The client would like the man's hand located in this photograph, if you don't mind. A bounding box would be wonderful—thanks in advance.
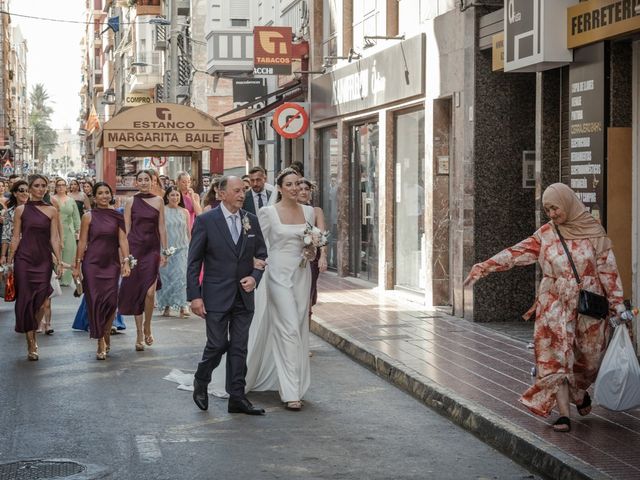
[191,298,206,318]
[253,258,267,270]
[240,276,256,292]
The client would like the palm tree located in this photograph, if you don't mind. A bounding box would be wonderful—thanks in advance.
[29,84,57,161]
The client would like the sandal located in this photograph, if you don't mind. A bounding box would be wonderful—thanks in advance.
[576,392,592,416]
[552,416,571,432]
[285,401,302,411]
[144,335,154,346]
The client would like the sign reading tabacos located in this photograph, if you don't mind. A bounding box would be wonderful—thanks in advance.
[102,103,224,151]
[253,26,292,75]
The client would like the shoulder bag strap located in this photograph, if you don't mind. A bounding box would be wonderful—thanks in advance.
[554,225,581,285]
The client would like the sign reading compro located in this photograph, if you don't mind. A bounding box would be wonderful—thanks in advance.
[568,0,640,49]
[102,103,224,151]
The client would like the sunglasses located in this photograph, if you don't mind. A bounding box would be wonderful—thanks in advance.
[16,188,28,193]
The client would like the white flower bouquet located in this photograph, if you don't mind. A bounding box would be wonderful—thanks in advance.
[162,246,177,257]
[299,222,329,268]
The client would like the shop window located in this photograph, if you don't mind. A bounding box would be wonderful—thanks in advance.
[320,126,339,270]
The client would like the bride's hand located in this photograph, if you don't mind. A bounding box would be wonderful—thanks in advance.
[253,258,267,270]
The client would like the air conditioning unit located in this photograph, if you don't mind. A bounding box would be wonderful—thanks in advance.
[176,0,189,16]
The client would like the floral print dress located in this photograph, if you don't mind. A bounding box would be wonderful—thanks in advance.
[477,222,625,417]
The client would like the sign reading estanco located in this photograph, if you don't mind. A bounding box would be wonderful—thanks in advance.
[567,0,640,49]
[253,26,292,75]
[103,103,224,151]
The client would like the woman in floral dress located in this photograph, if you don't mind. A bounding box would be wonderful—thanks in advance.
[465,183,625,432]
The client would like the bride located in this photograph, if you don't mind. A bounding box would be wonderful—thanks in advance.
[210,167,313,410]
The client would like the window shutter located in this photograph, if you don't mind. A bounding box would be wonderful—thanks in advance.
[230,0,250,19]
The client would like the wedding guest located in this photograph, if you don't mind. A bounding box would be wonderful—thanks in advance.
[73,182,131,360]
[242,175,251,193]
[254,168,313,410]
[118,170,169,351]
[0,180,29,267]
[243,166,272,215]
[200,175,211,196]
[157,186,190,317]
[9,174,63,361]
[296,178,328,321]
[68,178,92,217]
[53,178,81,286]
[82,179,94,207]
[202,178,221,212]
[465,183,626,433]
[177,171,202,228]
[147,169,166,198]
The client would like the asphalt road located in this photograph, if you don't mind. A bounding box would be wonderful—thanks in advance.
[0,289,537,480]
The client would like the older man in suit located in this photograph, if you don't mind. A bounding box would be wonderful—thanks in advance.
[187,176,268,415]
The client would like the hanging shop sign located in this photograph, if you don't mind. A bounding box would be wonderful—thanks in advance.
[310,34,425,121]
[492,32,505,71]
[102,103,224,151]
[567,0,640,49]
[504,0,574,72]
[123,93,153,107]
[233,78,268,108]
[253,26,292,75]
[568,43,606,223]
[272,103,309,139]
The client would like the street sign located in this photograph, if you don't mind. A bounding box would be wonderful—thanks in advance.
[272,103,309,139]
[253,26,292,75]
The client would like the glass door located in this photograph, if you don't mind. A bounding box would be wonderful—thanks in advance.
[320,126,339,270]
[350,122,379,282]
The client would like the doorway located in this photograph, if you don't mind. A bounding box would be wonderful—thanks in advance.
[350,121,379,282]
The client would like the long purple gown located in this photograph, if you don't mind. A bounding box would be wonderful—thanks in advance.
[118,194,161,315]
[82,208,125,338]
[14,201,53,333]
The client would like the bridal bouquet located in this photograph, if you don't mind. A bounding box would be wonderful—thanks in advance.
[299,222,329,268]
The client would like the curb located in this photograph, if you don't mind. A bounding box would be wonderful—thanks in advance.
[311,316,610,480]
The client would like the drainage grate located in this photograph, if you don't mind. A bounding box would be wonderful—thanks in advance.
[0,460,85,480]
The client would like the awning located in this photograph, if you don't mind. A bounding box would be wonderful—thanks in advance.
[101,103,225,151]
[218,79,305,127]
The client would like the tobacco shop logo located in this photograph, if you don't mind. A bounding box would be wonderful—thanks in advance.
[258,30,288,55]
[507,0,522,24]
[156,107,172,121]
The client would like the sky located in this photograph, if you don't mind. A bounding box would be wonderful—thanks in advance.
[11,0,86,132]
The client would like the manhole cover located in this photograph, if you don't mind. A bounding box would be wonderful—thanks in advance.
[0,460,85,479]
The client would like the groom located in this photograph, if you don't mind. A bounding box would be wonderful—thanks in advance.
[187,176,268,415]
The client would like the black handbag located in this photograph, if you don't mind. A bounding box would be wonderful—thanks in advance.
[555,226,609,319]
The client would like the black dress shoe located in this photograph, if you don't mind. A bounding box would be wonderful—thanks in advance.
[193,378,209,411]
[228,397,265,415]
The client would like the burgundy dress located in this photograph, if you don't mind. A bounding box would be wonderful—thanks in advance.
[14,201,53,333]
[118,194,161,316]
[82,209,125,338]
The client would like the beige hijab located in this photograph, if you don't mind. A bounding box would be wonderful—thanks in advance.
[542,183,611,254]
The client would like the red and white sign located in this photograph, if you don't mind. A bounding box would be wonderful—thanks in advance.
[272,103,309,139]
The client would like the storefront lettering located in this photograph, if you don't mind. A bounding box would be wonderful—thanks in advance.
[332,70,369,105]
[570,0,639,35]
[185,133,221,143]
[132,121,196,129]
[107,131,180,143]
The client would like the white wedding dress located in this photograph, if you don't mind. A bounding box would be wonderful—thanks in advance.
[209,203,313,402]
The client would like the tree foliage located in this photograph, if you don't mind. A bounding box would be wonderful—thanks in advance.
[29,84,58,161]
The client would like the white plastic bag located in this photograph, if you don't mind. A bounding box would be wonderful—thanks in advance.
[49,271,62,298]
[593,325,640,411]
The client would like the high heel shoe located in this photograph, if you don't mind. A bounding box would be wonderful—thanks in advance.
[104,332,111,353]
[135,341,145,351]
[144,335,154,346]
[26,331,39,361]
[179,307,190,318]
[96,339,107,360]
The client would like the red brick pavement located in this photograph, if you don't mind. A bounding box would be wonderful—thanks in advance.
[313,275,640,480]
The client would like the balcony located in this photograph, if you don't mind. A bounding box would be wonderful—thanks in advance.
[135,0,162,17]
[128,64,162,93]
[206,29,254,76]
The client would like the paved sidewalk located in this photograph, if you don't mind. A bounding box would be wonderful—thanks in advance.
[311,274,640,480]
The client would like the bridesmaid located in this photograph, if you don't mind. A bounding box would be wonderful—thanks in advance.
[157,186,190,317]
[68,178,91,217]
[53,178,81,286]
[118,170,169,351]
[73,182,131,360]
[9,174,63,360]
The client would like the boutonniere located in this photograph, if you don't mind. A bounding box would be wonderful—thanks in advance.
[242,215,251,234]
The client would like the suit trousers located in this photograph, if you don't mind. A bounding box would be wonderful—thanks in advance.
[195,291,253,398]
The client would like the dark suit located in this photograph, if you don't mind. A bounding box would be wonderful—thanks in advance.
[187,206,267,398]
[242,189,271,215]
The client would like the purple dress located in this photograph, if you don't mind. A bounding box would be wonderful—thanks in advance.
[118,194,161,315]
[14,201,53,333]
[82,209,125,338]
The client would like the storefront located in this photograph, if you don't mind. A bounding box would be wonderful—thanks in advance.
[310,34,427,294]
[99,103,225,194]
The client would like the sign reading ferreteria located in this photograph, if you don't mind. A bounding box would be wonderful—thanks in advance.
[567,0,640,49]
[253,26,292,75]
[102,103,224,151]
[568,43,606,223]
[310,34,425,121]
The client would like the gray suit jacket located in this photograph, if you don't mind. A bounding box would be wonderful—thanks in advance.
[186,206,267,313]
[242,189,272,215]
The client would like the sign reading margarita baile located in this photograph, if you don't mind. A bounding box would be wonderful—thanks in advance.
[253,26,292,75]
[102,103,224,151]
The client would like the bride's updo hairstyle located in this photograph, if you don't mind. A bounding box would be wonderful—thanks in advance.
[276,167,300,202]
